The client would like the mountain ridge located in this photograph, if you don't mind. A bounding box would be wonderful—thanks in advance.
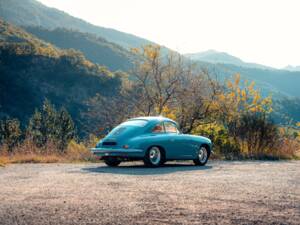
[283,65,300,72]
[0,0,156,49]
[185,50,274,70]
[24,26,135,71]
[1,0,300,124]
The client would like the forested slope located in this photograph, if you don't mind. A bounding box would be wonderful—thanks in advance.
[0,20,122,134]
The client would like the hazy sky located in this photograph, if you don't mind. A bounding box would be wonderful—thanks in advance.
[38,0,300,68]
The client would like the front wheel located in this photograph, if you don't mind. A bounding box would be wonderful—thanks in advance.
[193,146,209,166]
[104,157,121,167]
[144,146,164,167]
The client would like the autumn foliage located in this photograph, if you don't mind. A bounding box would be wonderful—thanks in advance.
[1,45,299,163]
[87,45,299,160]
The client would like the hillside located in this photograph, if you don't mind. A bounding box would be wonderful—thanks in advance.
[186,52,300,98]
[284,65,300,72]
[25,26,134,71]
[2,0,298,99]
[1,0,299,125]
[0,20,122,135]
[185,50,273,70]
[0,0,154,49]
[220,64,300,98]
[194,61,300,123]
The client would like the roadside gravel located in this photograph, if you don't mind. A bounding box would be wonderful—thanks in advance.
[0,161,299,225]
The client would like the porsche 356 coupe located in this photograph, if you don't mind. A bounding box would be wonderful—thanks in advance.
[91,117,212,167]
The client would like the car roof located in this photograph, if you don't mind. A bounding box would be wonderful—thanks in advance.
[128,116,176,124]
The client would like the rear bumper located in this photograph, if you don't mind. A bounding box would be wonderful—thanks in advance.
[91,148,145,158]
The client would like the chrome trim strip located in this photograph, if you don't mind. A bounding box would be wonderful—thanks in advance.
[91,148,143,153]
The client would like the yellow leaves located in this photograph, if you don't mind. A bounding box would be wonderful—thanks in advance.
[143,45,160,60]
[218,94,226,102]
[193,122,230,147]
[229,92,235,99]
[227,80,233,89]
[241,90,247,101]
[81,59,94,68]
[248,81,255,91]
[296,122,300,127]
[249,106,257,112]
[131,47,140,54]
[252,92,260,105]
[217,74,272,119]
[234,73,241,86]
[260,99,273,114]
[160,106,176,120]
[209,99,220,112]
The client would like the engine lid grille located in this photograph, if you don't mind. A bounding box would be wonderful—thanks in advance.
[102,141,117,146]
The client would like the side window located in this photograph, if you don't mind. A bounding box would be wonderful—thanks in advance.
[152,123,165,133]
[164,122,179,133]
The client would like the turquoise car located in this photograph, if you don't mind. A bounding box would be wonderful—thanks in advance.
[91,117,212,167]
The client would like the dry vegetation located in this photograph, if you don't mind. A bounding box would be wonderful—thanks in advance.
[1,45,300,164]
[0,138,97,165]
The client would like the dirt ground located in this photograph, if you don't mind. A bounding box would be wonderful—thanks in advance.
[0,161,299,225]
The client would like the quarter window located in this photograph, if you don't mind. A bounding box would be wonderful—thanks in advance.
[152,123,164,133]
[164,122,179,133]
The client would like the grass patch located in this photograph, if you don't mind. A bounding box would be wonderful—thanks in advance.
[7,153,62,163]
[0,139,97,165]
[0,152,97,164]
[0,156,9,166]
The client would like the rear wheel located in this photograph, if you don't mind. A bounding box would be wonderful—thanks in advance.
[144,146,164,167]
[193,146,209,166]
[104,157,121,167]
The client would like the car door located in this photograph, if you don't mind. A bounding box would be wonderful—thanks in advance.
[147,122,168,148]
[163,121,193,159]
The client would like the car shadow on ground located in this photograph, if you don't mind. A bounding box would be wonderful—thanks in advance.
[81,163,213,175]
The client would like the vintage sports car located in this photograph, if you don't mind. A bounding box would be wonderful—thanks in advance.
[91,117,212,167]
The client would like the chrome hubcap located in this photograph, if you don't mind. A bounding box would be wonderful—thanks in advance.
[198,147,208,163]
[149,147,161,165]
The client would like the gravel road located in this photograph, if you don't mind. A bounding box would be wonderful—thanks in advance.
[0,161,299,225]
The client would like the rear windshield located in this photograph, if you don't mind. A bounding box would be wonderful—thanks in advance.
[120,119,148,127]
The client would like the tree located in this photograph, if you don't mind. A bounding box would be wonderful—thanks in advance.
[86,45,219,134]
[215,74,272,123]
[85,93,132,134]
[0,117,22,151]
[42,99,58,142]
[27,109,44,147]
[56,107,76,151]
[130,46,221,133]
[231,112,279,156]
[27,99,57,147]
[204,74,277,157]
[130,45,182,115]
[27,99,76,150]
[174,68,221,133]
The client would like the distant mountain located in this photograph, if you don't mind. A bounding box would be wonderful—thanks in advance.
[195,60,300,98]
[24,26,135,71]
[283,65,300,72]
[185,50,300,98]
[0,20,121,135]
[185,50,273,70]
[193,60,300,123]
[1,0,299,124]
[0,0,155,49]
